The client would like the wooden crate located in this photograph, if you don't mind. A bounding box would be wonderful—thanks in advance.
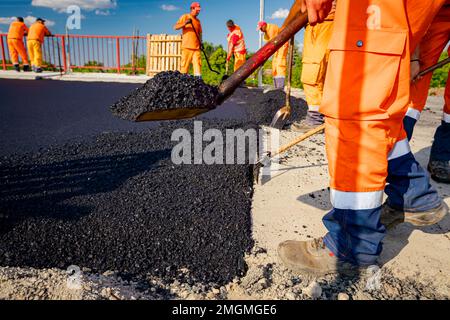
[146,34,182,76]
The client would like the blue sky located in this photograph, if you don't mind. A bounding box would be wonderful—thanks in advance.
[0,0,304,51]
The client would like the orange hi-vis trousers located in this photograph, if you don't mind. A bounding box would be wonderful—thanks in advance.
[27,39,43,68]
[301,19,334,112]
[407,4,450,122]
[180,48,202,76]
[319,0,445,266]
[7,38,29,65]
[233,52,246,72]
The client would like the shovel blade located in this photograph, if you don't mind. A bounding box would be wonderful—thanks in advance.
[270,106,291,129]
[135,107,212,122]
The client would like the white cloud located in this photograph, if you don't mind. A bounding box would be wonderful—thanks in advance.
[0,17,14,25]
[31,0,117,13]
[269,8,289,19]
[0,16,55,27]
[161,4,180,11]
[95,9,110,15]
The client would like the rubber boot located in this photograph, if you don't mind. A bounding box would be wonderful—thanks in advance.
[273,77,285,89]
[291,110,324,132]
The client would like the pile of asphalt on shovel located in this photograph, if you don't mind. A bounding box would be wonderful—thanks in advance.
[111,71,219,121]
[0,71,306,287]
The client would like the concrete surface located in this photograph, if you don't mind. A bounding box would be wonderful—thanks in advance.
[250,93,450,297]
[0,70,150,83]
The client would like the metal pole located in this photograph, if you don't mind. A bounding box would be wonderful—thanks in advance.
[116,37,121,74]
[257,0,264,87]
[0,35,6,71]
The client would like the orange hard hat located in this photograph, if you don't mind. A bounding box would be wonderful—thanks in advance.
[191,2,201,9]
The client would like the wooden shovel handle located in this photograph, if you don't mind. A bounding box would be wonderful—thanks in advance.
[272,124,325,158]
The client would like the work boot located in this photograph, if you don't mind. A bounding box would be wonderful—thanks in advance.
[278,237,361,276]
[35,67,43,73]
[380,201,448,229]
[428,160,450,184]
[13,64,20,72]
[291,110,324,133]
[273,77,285,89]
[23,65,31,72]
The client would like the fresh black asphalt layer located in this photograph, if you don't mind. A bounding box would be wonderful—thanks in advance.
[111,72,219,121]
[0,80,307,284]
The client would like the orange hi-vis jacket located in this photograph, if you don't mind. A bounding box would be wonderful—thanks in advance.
[177,14,202,50]
[27,22,51,43]
[227,26,246,54]
[7,21,28,39]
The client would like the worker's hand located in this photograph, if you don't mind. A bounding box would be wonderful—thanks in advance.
[300,0,333,25]
[410,60,421,82]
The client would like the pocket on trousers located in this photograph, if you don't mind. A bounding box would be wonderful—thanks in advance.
[301,62,321,86]
[321,29,407,120]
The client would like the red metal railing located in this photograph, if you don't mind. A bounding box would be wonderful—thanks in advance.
[0,34,147,74]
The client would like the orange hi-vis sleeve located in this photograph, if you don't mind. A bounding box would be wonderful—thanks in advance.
[177,14,202,50]
[7,21,28,39]
[28,23,50,43]
[409,4,450,115]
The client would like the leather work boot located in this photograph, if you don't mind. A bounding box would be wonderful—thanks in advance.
[291,111,324,133]
[380,201,448,229]
[428,160,450,184]
[278,237,361,276]
[23,65,31,72]
[13,64,20,72]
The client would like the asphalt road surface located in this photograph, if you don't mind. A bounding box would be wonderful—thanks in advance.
[0,79,247,156]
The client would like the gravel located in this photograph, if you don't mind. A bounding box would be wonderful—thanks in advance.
[111,71,219,121]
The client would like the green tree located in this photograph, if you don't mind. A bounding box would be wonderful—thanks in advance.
[430,51,449,88]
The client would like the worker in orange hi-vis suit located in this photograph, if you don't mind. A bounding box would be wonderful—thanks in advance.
[27,18,52,73]
[277,0,448,275]
[226,20,247,72]
[291,1,336,132]
[7,17,30,72]
[174,2,203,77]
[403,3,450,183]
[257,21,289,89]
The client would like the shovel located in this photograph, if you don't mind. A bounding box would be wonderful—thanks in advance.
[135,11,309,122]
[253,123,325,182]
[413,56,450,82]
[222,60,230,81]
[189,21,220,75]
[270,37,295,129]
